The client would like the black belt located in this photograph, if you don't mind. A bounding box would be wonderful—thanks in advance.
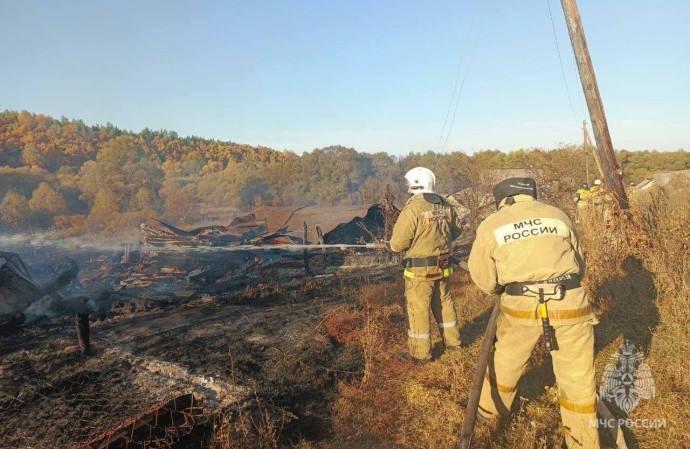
[505,273,582,296]
[404,256,446,268]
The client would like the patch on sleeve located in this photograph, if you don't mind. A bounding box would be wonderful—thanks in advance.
[493,217,570,247]
[423,208,451,224]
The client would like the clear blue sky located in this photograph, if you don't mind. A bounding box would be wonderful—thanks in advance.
[2,0,688,156]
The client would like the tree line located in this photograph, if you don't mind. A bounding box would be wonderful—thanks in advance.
[1,110,688,235]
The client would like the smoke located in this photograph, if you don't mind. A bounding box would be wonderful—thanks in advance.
[0,292,31,315]
[9,292,110,324]
[1,236,118,321]
[21,295,64,322]
[21,295,99,323]
[1,234,375,323]
[0,233,137,253]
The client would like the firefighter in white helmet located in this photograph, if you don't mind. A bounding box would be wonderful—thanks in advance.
[468,178,599,448]
[386,167,463,364]
[589,178,605,206]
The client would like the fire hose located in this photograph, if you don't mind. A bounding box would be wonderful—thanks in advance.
[456,283,565,448]
[456,298,500,449]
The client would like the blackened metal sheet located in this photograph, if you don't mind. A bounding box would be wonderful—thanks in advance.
[252,204,377,244]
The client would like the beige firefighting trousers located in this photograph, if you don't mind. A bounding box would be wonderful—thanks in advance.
[404,277,461,360]
[478,314,599,449]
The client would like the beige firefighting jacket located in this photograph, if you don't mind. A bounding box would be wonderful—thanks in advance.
[468,194,595,326]
[390,193,463,280]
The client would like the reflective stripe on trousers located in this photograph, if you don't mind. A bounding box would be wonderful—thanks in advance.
[403,267,453,280]
[408,331,430,339]
[559,396,598,414]
[404,277,461,359]
[478,314,599,449]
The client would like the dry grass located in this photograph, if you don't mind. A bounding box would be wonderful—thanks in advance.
[328,275,568,449]
[323,306,365,346]
[210,390,290,449]
[609,186,690,449]
[324,184,690,449]
[211,184,690,449]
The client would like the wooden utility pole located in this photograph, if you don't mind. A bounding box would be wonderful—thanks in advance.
[561,0,628,208]
[582,120,604,184]
[582,121,590,184]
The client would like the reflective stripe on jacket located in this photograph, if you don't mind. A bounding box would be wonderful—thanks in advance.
[467,194,595,326]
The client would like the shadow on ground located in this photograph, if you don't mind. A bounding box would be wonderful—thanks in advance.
[456,255,659,448]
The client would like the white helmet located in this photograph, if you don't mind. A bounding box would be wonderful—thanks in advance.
[404,167,436,194]
[594,179,602,186]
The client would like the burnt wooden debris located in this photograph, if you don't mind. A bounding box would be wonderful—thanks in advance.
[0,251,103,353]
[1,251,78,322]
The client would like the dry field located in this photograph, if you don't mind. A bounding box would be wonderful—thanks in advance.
[310,185,690,449]
[1,184,688,449]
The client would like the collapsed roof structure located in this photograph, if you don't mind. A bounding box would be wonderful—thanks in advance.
[0,208,395,448]
[252,204,386,244]
[140,204,388,247]
[632,169,690,192]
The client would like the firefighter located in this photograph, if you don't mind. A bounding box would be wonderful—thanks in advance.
[467,178,599,449]
[573,182,591,223]
[385,167,463,364]
[590,178,602,196]
[589,179,605,206]
[574,182,591,207]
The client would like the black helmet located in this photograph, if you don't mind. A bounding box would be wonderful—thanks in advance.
[493,178,537,209]
[582,182,589,190]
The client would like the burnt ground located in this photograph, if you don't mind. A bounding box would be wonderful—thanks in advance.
[0,255,397,449]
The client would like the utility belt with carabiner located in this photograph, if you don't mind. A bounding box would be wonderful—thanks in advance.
[504,273,582,352]
[402,254,453,280]
[504,273,582,296]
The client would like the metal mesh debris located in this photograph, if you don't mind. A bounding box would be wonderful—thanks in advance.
[0,348,225,449]
[77,393,204,449]
[0,203,400,448]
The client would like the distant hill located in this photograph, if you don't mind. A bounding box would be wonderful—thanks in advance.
[0,110,282,172]
[1,110,688,234]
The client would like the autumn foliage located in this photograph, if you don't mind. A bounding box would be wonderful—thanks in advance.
[1,110,689,234]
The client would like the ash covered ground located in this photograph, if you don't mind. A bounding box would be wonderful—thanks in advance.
[0,240,399,448]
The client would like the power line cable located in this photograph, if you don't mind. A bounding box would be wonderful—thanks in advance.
[546,0,580,123]
[435,0,481,155]
[435,52,467,155]
[430,0,485,171]
[440,10,484,154]
[546,0,592,183]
